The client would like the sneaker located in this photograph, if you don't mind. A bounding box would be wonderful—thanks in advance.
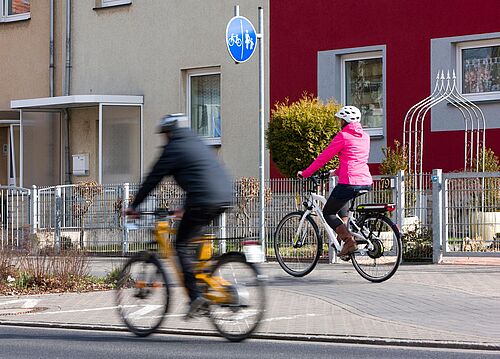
[185,296,210,320]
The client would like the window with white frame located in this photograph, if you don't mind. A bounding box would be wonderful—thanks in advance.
[95,0,131,9]
[187,69,221,144]
[0,0,30,22]
[458,39,500,101]
[341,52,384,133]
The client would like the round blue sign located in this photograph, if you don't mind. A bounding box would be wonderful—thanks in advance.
[226,16,257,63]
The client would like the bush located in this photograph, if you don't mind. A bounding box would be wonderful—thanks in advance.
[473,147,500,172]
[266,93,342,177]
[379,140,407,175]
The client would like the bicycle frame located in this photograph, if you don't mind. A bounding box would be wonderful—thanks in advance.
[298,189,375,255]
[146,216,234,304]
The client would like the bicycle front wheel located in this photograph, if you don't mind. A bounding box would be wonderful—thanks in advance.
[209,254,266,342]
[115,252,169,337]
[351,214,402,283]
[274,211,322,277]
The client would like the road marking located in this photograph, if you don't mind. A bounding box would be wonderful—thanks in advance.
[128,305,163,318]
[261,313,321,322]
[0,299,39,308]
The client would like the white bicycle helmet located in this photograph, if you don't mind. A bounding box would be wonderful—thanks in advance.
[335,105,361,123]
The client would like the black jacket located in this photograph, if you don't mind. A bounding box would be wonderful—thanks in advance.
[131,127,233,209]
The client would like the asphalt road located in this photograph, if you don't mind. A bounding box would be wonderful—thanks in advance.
[0,325,498,359]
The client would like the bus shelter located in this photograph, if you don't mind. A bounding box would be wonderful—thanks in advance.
[10,95,143,187]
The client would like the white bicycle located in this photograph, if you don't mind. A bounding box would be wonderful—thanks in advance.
[274,172,402,282]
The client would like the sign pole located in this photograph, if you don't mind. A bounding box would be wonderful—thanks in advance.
[227,5,265,261]
[257,7,265,261]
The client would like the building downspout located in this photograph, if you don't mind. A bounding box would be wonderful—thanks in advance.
[64,0,71,96]
[49,0,54,97]
[64,0,72,184]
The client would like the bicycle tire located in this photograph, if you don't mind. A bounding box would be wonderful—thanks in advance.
[274,211,322,277]
[351,214,402,283]
[115,252,169,337]
[209,253,266,342]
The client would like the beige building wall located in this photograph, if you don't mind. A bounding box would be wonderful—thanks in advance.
[0,1,65,186]
[69,107,98,183]
[69,0,270,181]
[0,0,65,109]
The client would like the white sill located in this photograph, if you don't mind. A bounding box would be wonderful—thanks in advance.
[455,91,500,103]
[364,127,384,139]
[94,0,132,9]
[0,13,30,22]
[202,137,222,146]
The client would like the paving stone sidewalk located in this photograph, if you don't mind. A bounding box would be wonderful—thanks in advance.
[1,261,499,349]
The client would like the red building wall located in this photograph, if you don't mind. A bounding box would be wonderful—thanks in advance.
[270,0,500,177]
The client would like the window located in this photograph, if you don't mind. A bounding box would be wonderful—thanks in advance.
[95,0,131,9]
[0,0,30,22]
[187,69,221,145]
[341,52,383,134]
[458,39,500,101]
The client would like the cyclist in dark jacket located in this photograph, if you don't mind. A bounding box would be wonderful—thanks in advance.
[126,113,233,317]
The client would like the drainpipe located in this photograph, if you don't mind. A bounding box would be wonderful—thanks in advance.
[49,0,54,97]
[64,0,72,96]
[64,0,72,184]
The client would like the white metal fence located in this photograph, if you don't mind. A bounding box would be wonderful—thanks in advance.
[2,171,498,262]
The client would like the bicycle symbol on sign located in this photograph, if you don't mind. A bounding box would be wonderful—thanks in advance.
[228,33,242,47]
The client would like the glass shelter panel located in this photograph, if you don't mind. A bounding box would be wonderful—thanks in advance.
[102,105,141,184]
[22,112,61,187]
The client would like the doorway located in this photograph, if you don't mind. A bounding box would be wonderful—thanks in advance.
[0,125,18,186]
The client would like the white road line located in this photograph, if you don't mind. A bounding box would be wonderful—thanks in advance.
[127,305,163,318]
[260,313,321,322]
[0,299,39,309]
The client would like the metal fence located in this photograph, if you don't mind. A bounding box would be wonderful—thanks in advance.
[0,186,30,249]
[2,171,499,262]
[442,171,500,256]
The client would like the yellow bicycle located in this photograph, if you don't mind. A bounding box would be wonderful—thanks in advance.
[115,209,266,342]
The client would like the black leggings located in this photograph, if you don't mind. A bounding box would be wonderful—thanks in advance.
[175,206,225,302]
[323,184,372,230]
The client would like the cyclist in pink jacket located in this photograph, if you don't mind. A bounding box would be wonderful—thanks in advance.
[298,105,372,258]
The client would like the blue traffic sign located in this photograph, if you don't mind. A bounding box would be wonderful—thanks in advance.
[226,15,257,63]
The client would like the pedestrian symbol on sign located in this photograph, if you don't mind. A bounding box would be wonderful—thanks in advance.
[226,16,257,63]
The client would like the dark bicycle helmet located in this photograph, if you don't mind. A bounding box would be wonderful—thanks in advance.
[157,113,188,133]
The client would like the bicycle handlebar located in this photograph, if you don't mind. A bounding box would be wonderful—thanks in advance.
[135,208,176,217]
[305,170,332,187]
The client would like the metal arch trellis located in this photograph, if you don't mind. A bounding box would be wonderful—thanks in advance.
[403,70,487,193]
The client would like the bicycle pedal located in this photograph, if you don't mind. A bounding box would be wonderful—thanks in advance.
[339,254,351,262]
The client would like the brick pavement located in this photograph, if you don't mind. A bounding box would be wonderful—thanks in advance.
[0,261,499,349]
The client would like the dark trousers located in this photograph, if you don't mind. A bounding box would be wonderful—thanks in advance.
[323,184,372,230]
[175,206,225,302]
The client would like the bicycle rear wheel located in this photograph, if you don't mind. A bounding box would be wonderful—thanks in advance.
[274,211,322,277]
[209,253,265,342]
[351,214,402,283]
[115,252,169,337]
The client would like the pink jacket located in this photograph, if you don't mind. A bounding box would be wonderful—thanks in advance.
[302,122,373,185]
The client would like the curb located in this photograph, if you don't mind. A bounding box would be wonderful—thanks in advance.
[1,320,499,351]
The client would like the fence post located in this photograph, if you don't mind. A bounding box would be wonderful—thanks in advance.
[30,185,38,234]
[122,183,129,256]
[395,170,405,228]
[54,186,62,253]
[328,175,337,264]
[432,169,443,263]
[219,212,227,254]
